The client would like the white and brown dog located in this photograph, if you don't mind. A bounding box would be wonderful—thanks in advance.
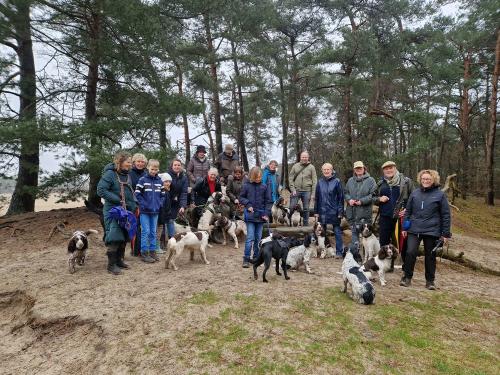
[341,245,375,305]
[360,223,380,262]
[272,197,289,225]
[215,216,247,249]
[362,244,397,286]
[165,231,212,271]
[67,229,98,274]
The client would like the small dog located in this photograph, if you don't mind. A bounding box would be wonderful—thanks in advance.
[165,231,212,271]
[215,216,247,249]
[289,204,303,227]
[362,244,397,286]
[67,229,98,274]
[286,234,314,273]
[251,234,301,282]
[272,197,289,225]
[361,223,380,262]
[341,245,375,305]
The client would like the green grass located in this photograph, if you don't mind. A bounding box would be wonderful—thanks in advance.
[188,290,219,305]
[451,197,500,240]
[175,288,499,374]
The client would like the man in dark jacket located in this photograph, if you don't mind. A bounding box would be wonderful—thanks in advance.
[214,144,240,184]
[314,163,344,257]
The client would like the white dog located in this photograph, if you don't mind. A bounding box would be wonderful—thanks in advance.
[165,231,212,271]
[215,216,247,249]
[361,223,380,262]
[362,244,397,286]
[286,234,316,273]
[341,246,375,305]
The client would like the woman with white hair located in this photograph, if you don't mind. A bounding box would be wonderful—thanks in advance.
[314,163,344,257]
[401,170,451,290]
[192,167,222,225]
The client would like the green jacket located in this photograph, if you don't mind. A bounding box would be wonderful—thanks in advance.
[97,163,137,244]
[344,173,377,225]
[288,162,317,193]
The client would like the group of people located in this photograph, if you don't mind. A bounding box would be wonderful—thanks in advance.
[97,145,451,290]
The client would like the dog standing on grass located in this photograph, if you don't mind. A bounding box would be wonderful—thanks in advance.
[341,245,376,305]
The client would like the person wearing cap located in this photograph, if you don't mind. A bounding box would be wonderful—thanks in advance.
[214,144,240,184]
[344,161,377,245]
[158,173,173,250]
[375,160,414,270]
[289,151,317,226]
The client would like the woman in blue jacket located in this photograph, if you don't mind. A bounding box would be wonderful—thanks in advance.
[239,167,272,268]
[401,170,451,290]
[314,163,344,257]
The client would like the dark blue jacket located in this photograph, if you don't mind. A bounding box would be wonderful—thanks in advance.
[239,181,272,222]
[262,166,280,203]
[314,173,344,225]
[159,190,173,224]
[377,175,413,218]
[168,169,188,217]
[404,186,451,238]
[135,173,165,214]
[193,176,222,206]
[129,167,147,190]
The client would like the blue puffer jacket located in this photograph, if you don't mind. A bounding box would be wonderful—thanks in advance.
[129,166,147,190]
[314,173,344,225]
[404,185,451,238]
[239,181,272,222]
[262,166,280,203]
[135,173,165,214]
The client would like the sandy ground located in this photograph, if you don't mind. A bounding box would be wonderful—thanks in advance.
[0,207,499,374]
[0,193,84,216]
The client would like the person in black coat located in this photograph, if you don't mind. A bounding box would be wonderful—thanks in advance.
[401,170,451,290]
[158,173,173,250]
[192,167,222,227]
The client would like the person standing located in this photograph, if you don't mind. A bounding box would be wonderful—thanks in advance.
[344,161,377,245]
[97,151,137,275]
[262,160,281,203]
[192,168,222,226]
[314,163,344,257]
[239,167,272,268]
[129,153,148,256]
[163,159,188,237]
[158,173,173,250]
[375,161,414,270]
[187,145,211,204]
[135,159,165,263]
[289,151,317,226]
[226,166,246,217]
[214,143,240,184]
[400,170,451,289]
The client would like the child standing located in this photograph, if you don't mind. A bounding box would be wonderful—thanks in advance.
[135,159,164,263]
[158,173,173,250]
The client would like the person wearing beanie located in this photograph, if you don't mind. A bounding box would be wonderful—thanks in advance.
[158,173,174,250]
[214,143,240,184]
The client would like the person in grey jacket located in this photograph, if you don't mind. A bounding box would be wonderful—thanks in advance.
[344,161,377,245]
[401,170,451,290]
[187,145,211,186]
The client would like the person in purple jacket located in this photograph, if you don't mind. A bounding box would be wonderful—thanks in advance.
[239,167,273,268]
[135,159,165,263]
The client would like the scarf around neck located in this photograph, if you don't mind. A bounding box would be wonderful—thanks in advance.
[385,170,401,187]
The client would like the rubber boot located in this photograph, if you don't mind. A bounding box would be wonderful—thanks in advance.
[106,248,122,275]
[116,245,130,269]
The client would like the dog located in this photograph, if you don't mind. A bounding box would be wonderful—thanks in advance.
[362,244,397,286]
[165,231,212,271]
[251,234,301,282]
[361,223,380,262]
[215,216,247,249]
[67,229,98,274]
[341,245,375,305]
[309,221,332,258]
[271,197,289,225]
[289,204,303,227]
[286,234,315,273]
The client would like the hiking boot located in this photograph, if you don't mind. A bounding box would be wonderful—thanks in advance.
[426,281,436,290]
[242,260,250,268]
[399,276,411,287]
[150,252,160,262]
[141,254,155,263]
[106,251,122,275]
[116,247,130,269]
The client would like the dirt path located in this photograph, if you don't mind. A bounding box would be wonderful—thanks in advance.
[0,207,499,374]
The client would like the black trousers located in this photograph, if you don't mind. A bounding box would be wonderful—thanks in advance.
[404,233,439,282]
[379,215,408,266]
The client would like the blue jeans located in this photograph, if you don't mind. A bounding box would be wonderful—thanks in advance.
[289,191,311,225]
[322,222,343,256]
[160,219,175,245]
[244,221,264,261]
[140,214,158,253]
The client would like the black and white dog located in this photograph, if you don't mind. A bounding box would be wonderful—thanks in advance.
[289,204,303,227]
[362,244,397,286]
[251,234,302,282]
[361,223,380,262]
[67,229,98,274]
[214,216,247,249]
[286,234,314,273]
[341,245,376,305]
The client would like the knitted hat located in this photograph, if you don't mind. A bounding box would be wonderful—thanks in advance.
[224,144,234,152]
[159,173,172,182]
[196,145,207,154]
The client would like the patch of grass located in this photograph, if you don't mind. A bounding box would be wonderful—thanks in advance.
[188,290,219,305]
[452,197,500,240]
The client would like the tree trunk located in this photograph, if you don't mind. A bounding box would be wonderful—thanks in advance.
[342,64,353,164]
[279,76,289,190]
[85,3,102,208]
[201,89,216,163]
[459,52,472,200]
[7,0,39,216]
[486,28,499,205]
[438,94,451,174]
[203,13,222,155]
[176,63,190,166]
[289,38,300,162]
[231,41,249,171]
